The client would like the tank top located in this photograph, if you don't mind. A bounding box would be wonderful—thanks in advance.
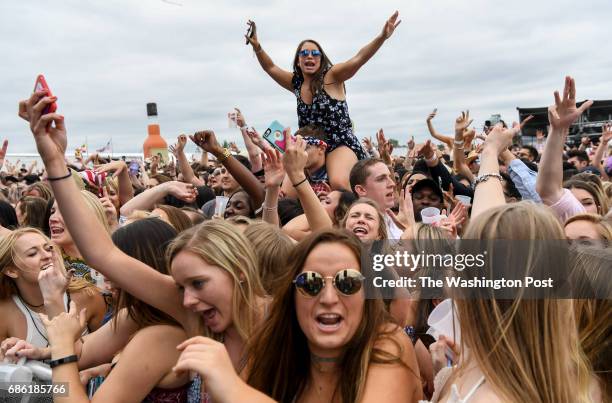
[12,293,88,348]
[420,367,486,403]
[12,293,69,348]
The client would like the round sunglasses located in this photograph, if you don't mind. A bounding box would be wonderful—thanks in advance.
[298,49,321,58]
[293,269,365,297]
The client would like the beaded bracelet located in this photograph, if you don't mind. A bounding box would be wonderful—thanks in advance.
[473,173,502,189]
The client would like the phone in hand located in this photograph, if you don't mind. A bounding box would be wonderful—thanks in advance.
[128,161,140,175]
[33,74,57,115]
[263,121,287,153]
[245,23,254,45]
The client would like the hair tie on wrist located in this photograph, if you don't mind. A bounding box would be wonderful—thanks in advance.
[292,177,308,188]
[47,171,72,182]
[49,354,78,368]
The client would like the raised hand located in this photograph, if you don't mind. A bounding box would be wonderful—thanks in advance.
[601,122,612,143]
[262,148,285,188]
[38,251,73,303]
[245,127,271,152]
[245,20,260,50]
[426,108,437,122]
[535,129,545,141]
[381,11,401,39]
[454,110,473,134]
[416,140,435,160]
[282,130,309,183]
[482,123,519,155]
[164,181,197,203]
[234,108,247,128]
[99,187,119,227]
[407,136,415,150]
[548,76,593,132]
[0,139,8,170]
[387,188,415,233]
[376,129,392,164]
[190,130,223,155]
[362,136,374,151]
[94,160,126,176]
[229,142,240,154]
[21,91,67,164]
[40,301,87,347]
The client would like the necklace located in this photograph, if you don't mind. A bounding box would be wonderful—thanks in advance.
[17,292,44,308]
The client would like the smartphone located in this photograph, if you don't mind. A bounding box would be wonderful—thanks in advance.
[263,121,287,153]
[129,161,140,175]
[245,24,254,45]
[33,74,57,115]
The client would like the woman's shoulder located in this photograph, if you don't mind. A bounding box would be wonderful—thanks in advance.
[130,324,187,343]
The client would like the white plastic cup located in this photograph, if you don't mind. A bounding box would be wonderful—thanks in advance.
[426,298,461,343]
[215,196,229,217]
[456,195,471,206]
[227,112,238,128]
[421,207,441,224]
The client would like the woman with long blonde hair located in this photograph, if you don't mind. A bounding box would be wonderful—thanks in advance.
[0,228,106,355]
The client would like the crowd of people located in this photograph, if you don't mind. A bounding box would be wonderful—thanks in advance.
[1,11,611,403]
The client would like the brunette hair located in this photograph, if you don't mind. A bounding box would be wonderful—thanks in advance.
[292,39,335,96]
[17,196,47,230]
[154,204,193,233]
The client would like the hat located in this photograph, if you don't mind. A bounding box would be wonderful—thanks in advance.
[411,178,444,201]
[466,150,479,164]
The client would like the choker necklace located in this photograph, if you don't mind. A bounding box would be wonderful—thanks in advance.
[311,353,340,363]
[17,292,44,308]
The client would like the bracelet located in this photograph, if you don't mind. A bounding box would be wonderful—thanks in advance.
[49,354,78,368]
[292,177,308,188]
[262,204,277,210]
[453,139,464,146]
[47,171,72,182]
[216,148,232,163]
[473,173,503,189]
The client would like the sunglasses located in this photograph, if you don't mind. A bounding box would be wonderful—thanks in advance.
[293,269,365,297]
[298,49,321,58]
[212,168,227,176]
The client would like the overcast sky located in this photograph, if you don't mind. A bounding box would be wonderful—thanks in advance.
[1,0,611,155]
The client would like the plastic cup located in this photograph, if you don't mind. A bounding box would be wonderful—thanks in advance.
[421,207,441,224]
[426,298,461,343]
[456,195,471,206]
[215,196,229,217]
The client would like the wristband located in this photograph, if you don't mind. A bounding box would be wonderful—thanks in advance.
[49,354,78,368]
[473,173,502,189]
[453,139,464,146]
[292,177,308,188]
[217,148,232,163]
[47,171,72,182]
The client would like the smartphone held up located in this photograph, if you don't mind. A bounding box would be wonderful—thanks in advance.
[33,74,57,115]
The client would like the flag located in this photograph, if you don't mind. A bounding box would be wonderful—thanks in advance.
[96,140,111,153]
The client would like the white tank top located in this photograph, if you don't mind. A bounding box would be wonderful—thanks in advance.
[12,294,70,348]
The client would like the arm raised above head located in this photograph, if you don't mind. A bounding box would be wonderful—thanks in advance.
[327,11,401,84]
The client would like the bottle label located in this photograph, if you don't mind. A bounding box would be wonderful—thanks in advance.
[150,148,169,164]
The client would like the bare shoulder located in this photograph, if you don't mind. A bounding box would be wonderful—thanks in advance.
[374,323,413,357]
[129,324,187,345]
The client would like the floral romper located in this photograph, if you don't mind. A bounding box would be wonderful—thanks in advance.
[292,73,368,160]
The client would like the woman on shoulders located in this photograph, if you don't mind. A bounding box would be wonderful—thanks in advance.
[246,12,401,190]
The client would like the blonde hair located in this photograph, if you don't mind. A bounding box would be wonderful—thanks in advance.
[80,190,111,234]
[341,198,388,240]
[565,213,612,240]
[167,220,265,341]
[452,202,593,403]
[0,228,95,300]
[243,221,294,295]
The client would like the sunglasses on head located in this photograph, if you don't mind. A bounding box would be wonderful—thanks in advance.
[298,49,321,58]
[293,269,365,297]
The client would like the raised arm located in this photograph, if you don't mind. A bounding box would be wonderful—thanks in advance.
[592,122,611,181]
[245,20,293,92]
[191,130,266,208]
[471,124,519,219]
[174,134,205,187]
[328,11,401,83]
[426,109,454,150]
[22,91,190,327]
[235,108,263,172]
[453,111,475,182]
[94,160,134,206]
[283,132,333,231]
[536,77,593,205]
[119,180,197,217]
[261,148,284,226]
[0,139,7,172]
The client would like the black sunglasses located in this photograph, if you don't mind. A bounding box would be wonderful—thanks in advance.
[293,269,365,297]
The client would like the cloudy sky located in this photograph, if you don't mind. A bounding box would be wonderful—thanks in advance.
[1,0,611,155]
